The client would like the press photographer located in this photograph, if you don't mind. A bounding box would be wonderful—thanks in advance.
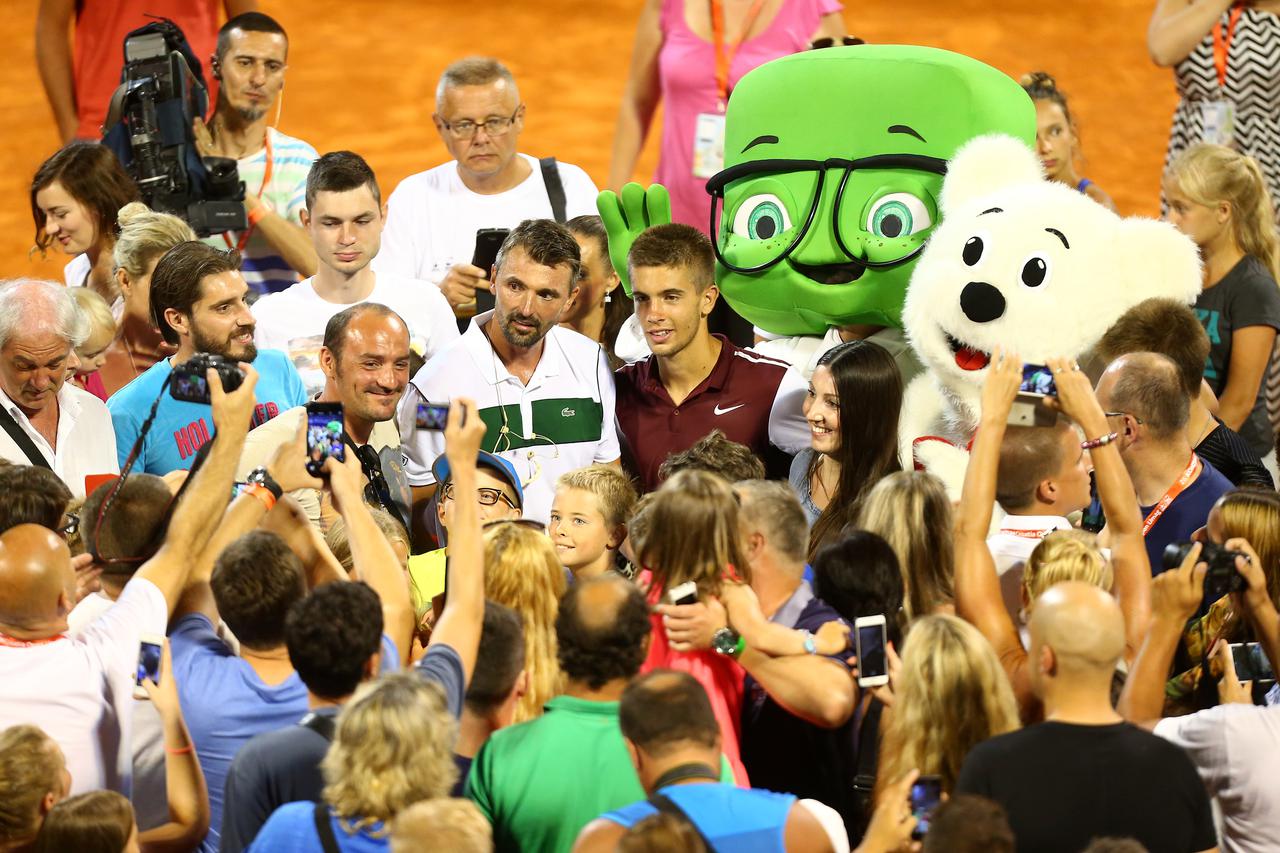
[106,241,306,475]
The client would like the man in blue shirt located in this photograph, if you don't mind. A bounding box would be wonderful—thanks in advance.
[1094,352,1232,573]
[107,241,306,474]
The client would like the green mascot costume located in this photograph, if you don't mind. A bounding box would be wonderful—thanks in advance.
[599,44,1035,373]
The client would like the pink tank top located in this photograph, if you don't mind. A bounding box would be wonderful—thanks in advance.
[654,0,842,232]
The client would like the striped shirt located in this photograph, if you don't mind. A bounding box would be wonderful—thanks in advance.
[204,127,318,296]
[397,312,620,524]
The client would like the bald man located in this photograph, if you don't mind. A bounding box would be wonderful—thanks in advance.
[1095,352,1232,574]
[956,582,1216,853]
[0,365,261,795]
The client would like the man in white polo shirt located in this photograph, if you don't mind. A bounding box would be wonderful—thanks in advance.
[399,219,619,526]
[0,280,116,497]
[375,57,599,318]
[251,151,458,396]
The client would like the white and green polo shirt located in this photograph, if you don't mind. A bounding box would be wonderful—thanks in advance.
[398,312,620,524]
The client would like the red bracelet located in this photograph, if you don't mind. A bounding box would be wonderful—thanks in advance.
[246,204,267,226]
[1081,431,1119,450]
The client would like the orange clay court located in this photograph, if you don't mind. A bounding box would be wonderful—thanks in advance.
[2,0,1175,282]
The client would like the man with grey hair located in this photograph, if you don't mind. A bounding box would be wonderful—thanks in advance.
[375,56,599,318]
[1094,351,1231,574]
[0,279,117,496]
[653,479,858,833]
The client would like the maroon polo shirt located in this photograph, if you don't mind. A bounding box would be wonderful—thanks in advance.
[615,335,802,491]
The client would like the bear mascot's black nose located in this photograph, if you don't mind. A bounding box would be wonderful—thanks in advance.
[960,281,1006,324]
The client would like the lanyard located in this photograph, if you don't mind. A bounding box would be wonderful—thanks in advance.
[223,131,274,252]
[1213,6,1244,89]
[1141,454,1202,537]
[1003,528,1056,541]
[710,0,767,108]
[0,631,66,648]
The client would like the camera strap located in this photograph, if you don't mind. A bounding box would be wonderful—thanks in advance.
[539,157,567,223]
[0,403,53,470]
[646,791,716,850]
[1141,454,1201,537]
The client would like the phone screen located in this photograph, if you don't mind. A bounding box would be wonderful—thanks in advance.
[136,640,162,687]
[306,405,345,475]
[910,776,943,838]
[415,401,450,431]
[1233,642,1276,682]
[1019,363,1057,397]
[857,622,887,679]
[1081,471,1106,533]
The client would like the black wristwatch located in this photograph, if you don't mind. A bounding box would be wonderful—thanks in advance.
[712,627,743,657]
[246,467,283,500]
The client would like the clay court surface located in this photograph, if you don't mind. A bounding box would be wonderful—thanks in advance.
[3,0,1174,281]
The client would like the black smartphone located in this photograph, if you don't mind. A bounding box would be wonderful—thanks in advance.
[134,634,163,699]
[855,615,888,688]
[415,401,450,431]
[1081,471,1106,534]
[1019,363,1058,397]
[471,227,508,317]
[305,402,345,477]
[1231,642,1276,683]
[910,775,943,840]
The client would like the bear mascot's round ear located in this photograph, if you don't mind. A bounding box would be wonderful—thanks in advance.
[940,134,1045,216]
[1108,217,1204,306]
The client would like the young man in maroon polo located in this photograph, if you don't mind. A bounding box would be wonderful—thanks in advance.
[614,224,808,492]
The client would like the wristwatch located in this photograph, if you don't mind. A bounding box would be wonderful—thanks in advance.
[246,467,283,500]
[712,627,744,658]
[801,629,818,655]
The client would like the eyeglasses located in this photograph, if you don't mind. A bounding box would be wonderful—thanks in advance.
[809,36,864,50]
[442,482,520,510]
[1104,411,1145,425]
[482,518,547,533]
[439,106,522,140]
[707,154,948,276]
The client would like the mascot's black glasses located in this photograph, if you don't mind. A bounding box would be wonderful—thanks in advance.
[706,153,948,275]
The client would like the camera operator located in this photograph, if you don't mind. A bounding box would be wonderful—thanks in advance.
[1119,539,1280,852]
[192,12,318,296]
[0,280,117,497]
[107,241,306,475]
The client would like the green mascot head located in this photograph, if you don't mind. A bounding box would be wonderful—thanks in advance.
[709,45,1034,336]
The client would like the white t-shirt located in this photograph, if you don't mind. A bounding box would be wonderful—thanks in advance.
[0,578,167,794]
[251,272,460,396]
[374,153,599,285]
[397,312,620,524]
[1155,704,1280,853]
[0,381,118,497]
[986,515,1073,624]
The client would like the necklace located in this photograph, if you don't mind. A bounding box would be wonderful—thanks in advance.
[813,455,835,504]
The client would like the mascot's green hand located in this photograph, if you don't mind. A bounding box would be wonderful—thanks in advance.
[597,182,671,297]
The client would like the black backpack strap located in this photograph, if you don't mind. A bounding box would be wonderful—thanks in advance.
[647,792,717,851]
[313,802,341,853]
[300,712,337,742]
[539,157,568,223]
[0,405,52,470]
[851,698,884,831]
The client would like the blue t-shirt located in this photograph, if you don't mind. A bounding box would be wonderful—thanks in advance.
[1143,457,1233,575]
[604,784,796,852]
[171,612,400,853]
[106,349,305,474]
[245,802,388,852]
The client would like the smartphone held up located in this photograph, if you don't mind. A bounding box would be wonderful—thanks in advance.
[305,402,345,477]
[855,615,888,688]
[134,634,164,700]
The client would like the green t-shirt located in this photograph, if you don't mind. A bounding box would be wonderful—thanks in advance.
[466,695,733,853]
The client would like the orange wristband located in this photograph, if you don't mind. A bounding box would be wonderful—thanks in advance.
[246,204,267,226]
[241,483,277,512]
[165,744,193,755]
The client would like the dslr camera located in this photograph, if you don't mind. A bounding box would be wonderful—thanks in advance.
[101,19,246,236]
[1162,540,1247,601]
[171,353,244,404]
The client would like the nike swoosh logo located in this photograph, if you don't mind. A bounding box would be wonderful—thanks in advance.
[713,403,745,416]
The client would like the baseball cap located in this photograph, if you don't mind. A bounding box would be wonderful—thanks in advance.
[431,451,523,510]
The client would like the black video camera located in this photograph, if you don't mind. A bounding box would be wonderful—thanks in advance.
[171,353,244,404]
[1162,540,1247,602]
[101,19,246,237]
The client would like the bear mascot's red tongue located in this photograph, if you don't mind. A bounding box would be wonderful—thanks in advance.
[954,345,991,371]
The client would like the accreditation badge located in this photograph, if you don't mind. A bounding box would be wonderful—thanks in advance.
[692,112,727,179]
[1201,100,1236,146]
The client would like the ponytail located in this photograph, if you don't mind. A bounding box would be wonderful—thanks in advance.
[1236,156,1280,281]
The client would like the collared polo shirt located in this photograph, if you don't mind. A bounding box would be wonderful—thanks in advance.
[0,381,118,496]
[397,312,619,524]
[614,335,809,492]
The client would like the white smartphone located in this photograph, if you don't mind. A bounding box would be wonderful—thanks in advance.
[855,615,889,688]
[134,633,164,700]
[667,581,699,606]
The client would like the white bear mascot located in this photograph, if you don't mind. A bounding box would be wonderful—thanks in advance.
[900,134,1203,496]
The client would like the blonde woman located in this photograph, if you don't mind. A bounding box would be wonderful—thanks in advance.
[483,522,568,722]
[1165,144,1280,462]
[955,350,1152,721]
[858,471,955,621]
[101,202,196,394]
[877,615,1020,797]
[246,673,457,851]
